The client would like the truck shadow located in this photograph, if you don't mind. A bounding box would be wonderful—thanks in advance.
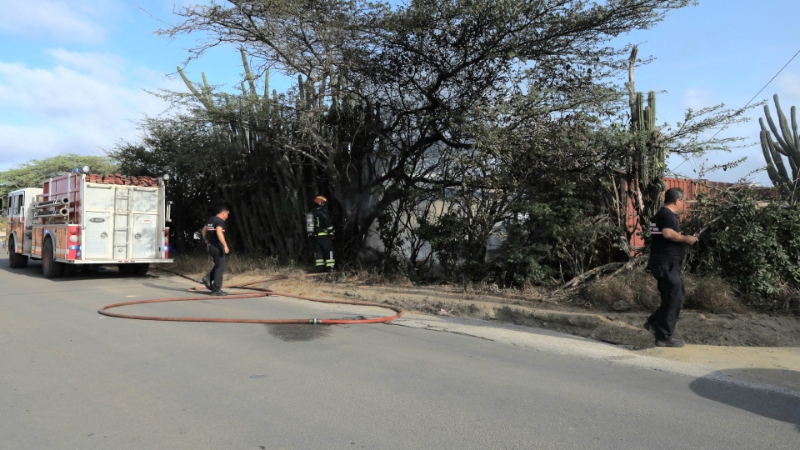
[0,257,151,282]
[141,282,194,293]
[689,369,800,432]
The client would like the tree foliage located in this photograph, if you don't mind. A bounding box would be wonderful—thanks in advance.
[112,0,761,283]
[0,154,117,201]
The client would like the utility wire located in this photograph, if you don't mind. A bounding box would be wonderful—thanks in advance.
[673,47,800,173]
[710,47,800,140]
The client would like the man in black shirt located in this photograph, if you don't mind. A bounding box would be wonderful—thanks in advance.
[202,205,230,296]
[644,188,698,348]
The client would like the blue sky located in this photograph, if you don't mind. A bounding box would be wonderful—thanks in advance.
[1,0,799,186]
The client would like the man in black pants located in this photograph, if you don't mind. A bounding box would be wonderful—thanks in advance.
[644,187,697,347]
[202,205,230,296]
[309,196,335,272]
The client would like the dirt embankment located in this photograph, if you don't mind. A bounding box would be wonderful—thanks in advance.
[247,274,800,351]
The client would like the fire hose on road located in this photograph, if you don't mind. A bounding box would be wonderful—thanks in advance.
[98,273,403,325]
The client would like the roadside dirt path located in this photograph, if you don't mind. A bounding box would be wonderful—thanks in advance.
[639,346,800,392]
[251,274,800,345]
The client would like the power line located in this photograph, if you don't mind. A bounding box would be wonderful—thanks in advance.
[710,47,800,141]
[673,47,800,173]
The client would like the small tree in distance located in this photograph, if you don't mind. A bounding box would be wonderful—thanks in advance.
[0,154,118,201]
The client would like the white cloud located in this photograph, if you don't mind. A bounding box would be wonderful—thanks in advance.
[0,51,183,167]
[776,71,800,103]
[0,0,122,44]
[45,48,127,82]
[0,124,99,162]
[681,88,716,111]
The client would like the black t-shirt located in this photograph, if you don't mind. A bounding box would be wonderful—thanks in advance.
[205,216,226,246]
[649,207,684,261]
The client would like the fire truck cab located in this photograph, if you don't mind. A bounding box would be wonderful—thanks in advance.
[6,188,43,261]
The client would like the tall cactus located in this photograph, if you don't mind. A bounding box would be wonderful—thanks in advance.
[760,94,800,197]
[623,46,666,246]
[628,89,666,237]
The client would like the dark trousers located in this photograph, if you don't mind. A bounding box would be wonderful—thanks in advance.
[311,236,335,271]
[647,258,685,340]
[208,244,226,291]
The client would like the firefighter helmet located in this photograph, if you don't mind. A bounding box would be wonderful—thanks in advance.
[314,196,328,206]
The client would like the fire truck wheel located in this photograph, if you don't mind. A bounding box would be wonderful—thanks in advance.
[133,263,150,276]
[8,237,29,269]
[42,238,64,278]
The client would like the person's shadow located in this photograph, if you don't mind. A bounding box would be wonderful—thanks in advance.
[690,369,800,432]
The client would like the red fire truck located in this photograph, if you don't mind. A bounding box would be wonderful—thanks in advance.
[3,168,173,278]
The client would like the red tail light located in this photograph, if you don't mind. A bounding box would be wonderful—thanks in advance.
[67,225,80,260]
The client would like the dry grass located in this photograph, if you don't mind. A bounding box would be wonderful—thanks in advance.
[167,252,750,316]
[166,252,300,278]
[776,286,800,312]
[350,268,414,286]
[583,276,636,311]
[584,271,745,314]
[623,271,660,310]
[582,269,664,312]
[684,276,743,314]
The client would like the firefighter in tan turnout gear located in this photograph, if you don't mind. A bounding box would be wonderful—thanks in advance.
[307,196,335,272]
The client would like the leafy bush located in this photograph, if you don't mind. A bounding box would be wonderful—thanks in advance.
[493,193,620,287]
[416,209,493,281]
[685,188,800,302]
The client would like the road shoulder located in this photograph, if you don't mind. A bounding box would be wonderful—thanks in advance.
[394,313,800,396]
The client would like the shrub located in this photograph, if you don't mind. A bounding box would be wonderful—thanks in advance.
[493,195,619,287]
[685,188,800,304]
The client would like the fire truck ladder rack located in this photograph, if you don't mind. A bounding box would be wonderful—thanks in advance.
[33,208,68,218]
[33,198,69,209]
[113,189,130,259]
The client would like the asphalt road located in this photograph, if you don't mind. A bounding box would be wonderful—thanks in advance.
[1,255,798,449]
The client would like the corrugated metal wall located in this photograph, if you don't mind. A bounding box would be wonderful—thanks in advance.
[625,178,779,251]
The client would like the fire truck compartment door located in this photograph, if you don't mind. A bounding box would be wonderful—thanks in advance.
[132,214,158,259]
[131,189,159,212]
[84,185,115,210]
[84,211,112,259]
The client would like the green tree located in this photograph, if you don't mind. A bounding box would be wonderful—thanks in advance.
[149,0,699,263]
[0,154,117,201]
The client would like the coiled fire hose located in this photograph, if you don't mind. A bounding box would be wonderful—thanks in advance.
[98,273,403,325]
